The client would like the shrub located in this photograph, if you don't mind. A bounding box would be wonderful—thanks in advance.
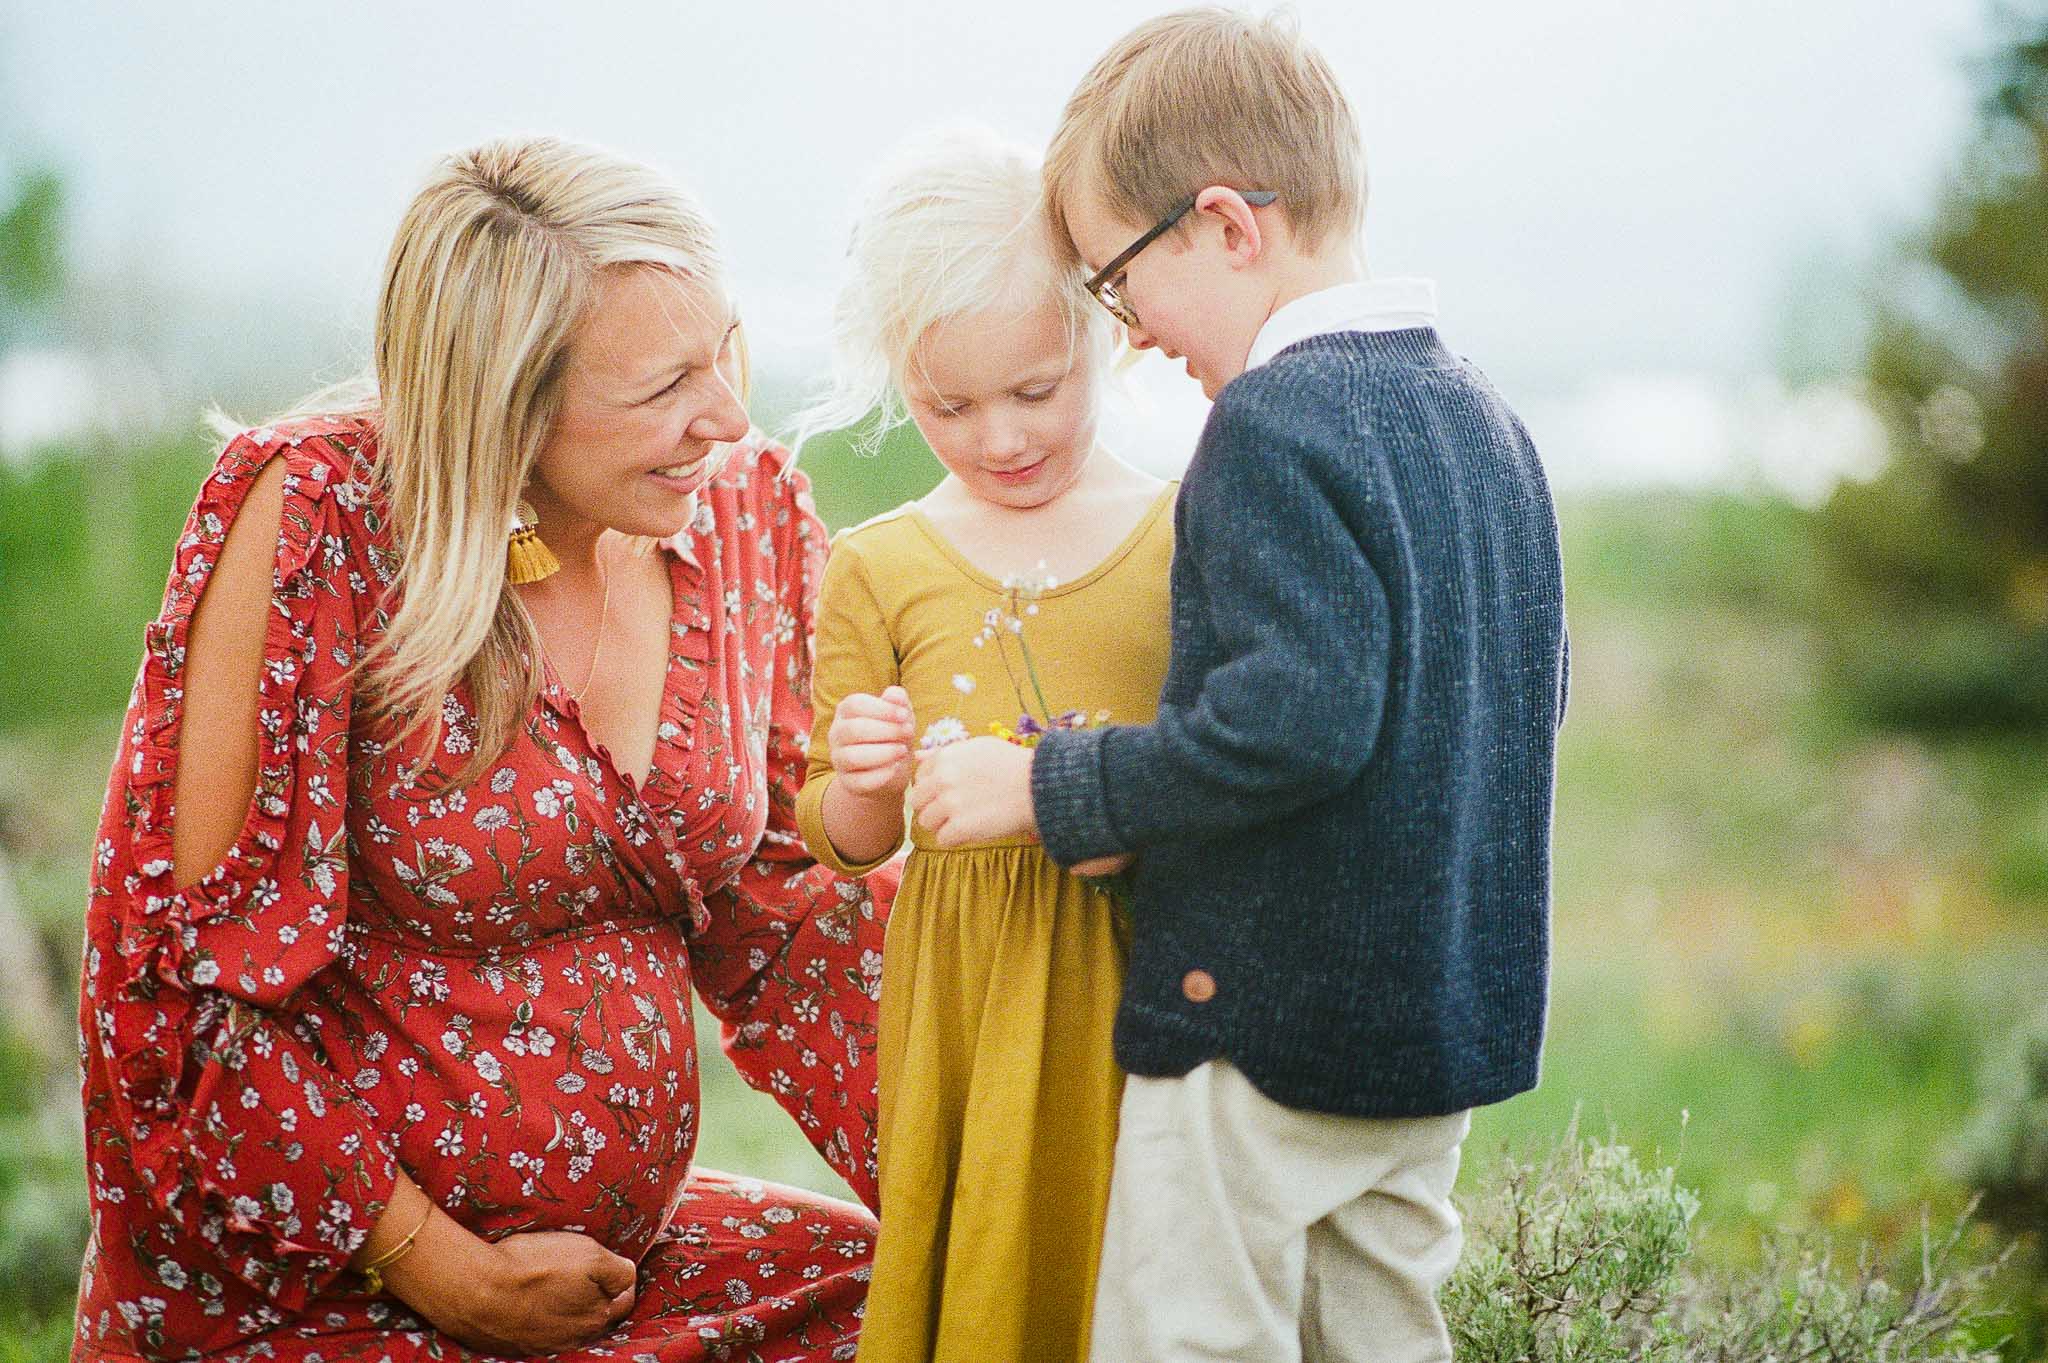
[1957,1005,2048,1241]
[1450,1125,2008,1363]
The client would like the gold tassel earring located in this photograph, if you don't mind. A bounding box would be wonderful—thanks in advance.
[507,499,561,585]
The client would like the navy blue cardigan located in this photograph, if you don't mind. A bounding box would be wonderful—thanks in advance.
[1031,328,1567,1118]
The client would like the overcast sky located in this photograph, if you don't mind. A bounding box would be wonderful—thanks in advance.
[0,0,1992,485]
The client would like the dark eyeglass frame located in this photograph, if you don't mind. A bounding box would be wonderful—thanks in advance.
[1084,189,1279,328]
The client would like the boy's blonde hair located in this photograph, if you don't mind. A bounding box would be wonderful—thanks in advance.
[791,124,1114,456]
[1044,7,1365,259]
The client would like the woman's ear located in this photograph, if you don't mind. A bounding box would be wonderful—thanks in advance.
[1194,185,1266,267]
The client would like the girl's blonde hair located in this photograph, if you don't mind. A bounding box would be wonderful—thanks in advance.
[255,136,742,787]
[790,124,1115,457]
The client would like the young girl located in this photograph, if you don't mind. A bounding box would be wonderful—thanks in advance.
[791,126,1174,1362]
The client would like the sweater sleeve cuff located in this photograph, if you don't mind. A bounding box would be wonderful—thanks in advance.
[1030,726,1126,866]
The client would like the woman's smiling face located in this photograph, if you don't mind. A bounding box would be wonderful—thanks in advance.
[904,297,1100,510]
[528,265,751,540]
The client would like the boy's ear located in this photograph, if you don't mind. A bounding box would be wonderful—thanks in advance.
[1193,185,1266,267]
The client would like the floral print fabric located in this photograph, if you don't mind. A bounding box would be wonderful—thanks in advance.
[73,418,891,1362]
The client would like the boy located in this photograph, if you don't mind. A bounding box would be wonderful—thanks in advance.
[910,9,1567,1360]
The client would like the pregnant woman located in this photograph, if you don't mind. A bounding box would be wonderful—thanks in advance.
[72,137,892,1363]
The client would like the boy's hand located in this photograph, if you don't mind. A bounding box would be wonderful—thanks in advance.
[911,736,1037,846]
[830,686,916,799]
[1071,853,1134,877]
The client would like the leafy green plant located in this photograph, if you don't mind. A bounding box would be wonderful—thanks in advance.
[1449,1126,2008,1362]
[1448,1128,1699,1360]
[1958,1005,2048,1242]
[1817,10,2048,734]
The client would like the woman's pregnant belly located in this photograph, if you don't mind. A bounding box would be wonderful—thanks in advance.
[322,917,701,1259]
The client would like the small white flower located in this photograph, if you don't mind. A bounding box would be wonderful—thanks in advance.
[920,717,969,750]
[952,673,976,695]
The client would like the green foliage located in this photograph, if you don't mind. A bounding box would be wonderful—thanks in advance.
[1679,1220,2006,1363]
[0,167,64,315]
[0,1310,73,1363]
[1817,10,2048,733]
[0,433,215,734]
[1447,1131,1699,1359]
[794,415,945,533]
[1450,1131,2006,1363]
[1958,1006,2048,1241]
[0,1037,86,1332]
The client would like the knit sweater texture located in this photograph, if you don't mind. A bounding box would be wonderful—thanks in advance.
[1030,327,1567,1117]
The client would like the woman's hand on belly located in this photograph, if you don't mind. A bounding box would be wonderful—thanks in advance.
[374,1175,638,1353]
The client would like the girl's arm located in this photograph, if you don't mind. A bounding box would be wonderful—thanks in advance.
[819,685,916,865]
[796,537,914,875]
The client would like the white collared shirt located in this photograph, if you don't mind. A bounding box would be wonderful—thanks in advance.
[1244,278,1439,373]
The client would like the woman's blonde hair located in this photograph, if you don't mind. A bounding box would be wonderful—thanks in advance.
[261,136,743,787]
[790,124,1114,457]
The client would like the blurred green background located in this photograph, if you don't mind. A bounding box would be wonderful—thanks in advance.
[7,11,2048,1363]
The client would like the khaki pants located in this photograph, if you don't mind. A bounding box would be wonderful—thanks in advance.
[1088,1059,1470,1363]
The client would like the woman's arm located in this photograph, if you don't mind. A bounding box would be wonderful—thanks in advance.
[99,430,642,1347]
[171,456,283,885]
[693,451,896,1208]
[357,1172,638,1355]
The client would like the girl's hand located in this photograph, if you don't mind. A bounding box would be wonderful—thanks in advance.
[830,686,916,799]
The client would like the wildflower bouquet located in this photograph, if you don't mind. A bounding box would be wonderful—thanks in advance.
[917,564,1108,754]
[918,564,1132,906]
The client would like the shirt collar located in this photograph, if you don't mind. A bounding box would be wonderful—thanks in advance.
[1245,278,1440,373]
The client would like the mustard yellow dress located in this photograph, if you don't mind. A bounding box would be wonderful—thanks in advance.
[795,485,1176,1363]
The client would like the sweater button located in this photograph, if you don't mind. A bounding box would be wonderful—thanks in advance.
[1181,969,1217,1004]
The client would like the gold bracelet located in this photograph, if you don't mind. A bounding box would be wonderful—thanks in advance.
[359,1200,435,1297]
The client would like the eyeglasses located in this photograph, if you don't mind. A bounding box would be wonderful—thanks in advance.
[1084,190,1278,329]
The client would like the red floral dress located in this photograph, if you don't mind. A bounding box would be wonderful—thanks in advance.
[74,417,894,1363]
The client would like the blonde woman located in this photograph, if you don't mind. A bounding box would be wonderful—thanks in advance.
[73,137,893,1363]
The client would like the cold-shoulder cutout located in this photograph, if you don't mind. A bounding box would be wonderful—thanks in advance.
[171,453,287,888]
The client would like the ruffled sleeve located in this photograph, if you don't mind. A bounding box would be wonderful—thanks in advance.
[79,425,399,1315]
[685,442,896,1209]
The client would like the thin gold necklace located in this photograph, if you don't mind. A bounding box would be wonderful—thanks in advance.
[569,546,615,705]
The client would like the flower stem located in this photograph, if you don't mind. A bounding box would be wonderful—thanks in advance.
[995,627,1031,717]
[1010,587,1057,722]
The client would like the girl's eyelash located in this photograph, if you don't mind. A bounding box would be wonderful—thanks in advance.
[1017,385,1057,402]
